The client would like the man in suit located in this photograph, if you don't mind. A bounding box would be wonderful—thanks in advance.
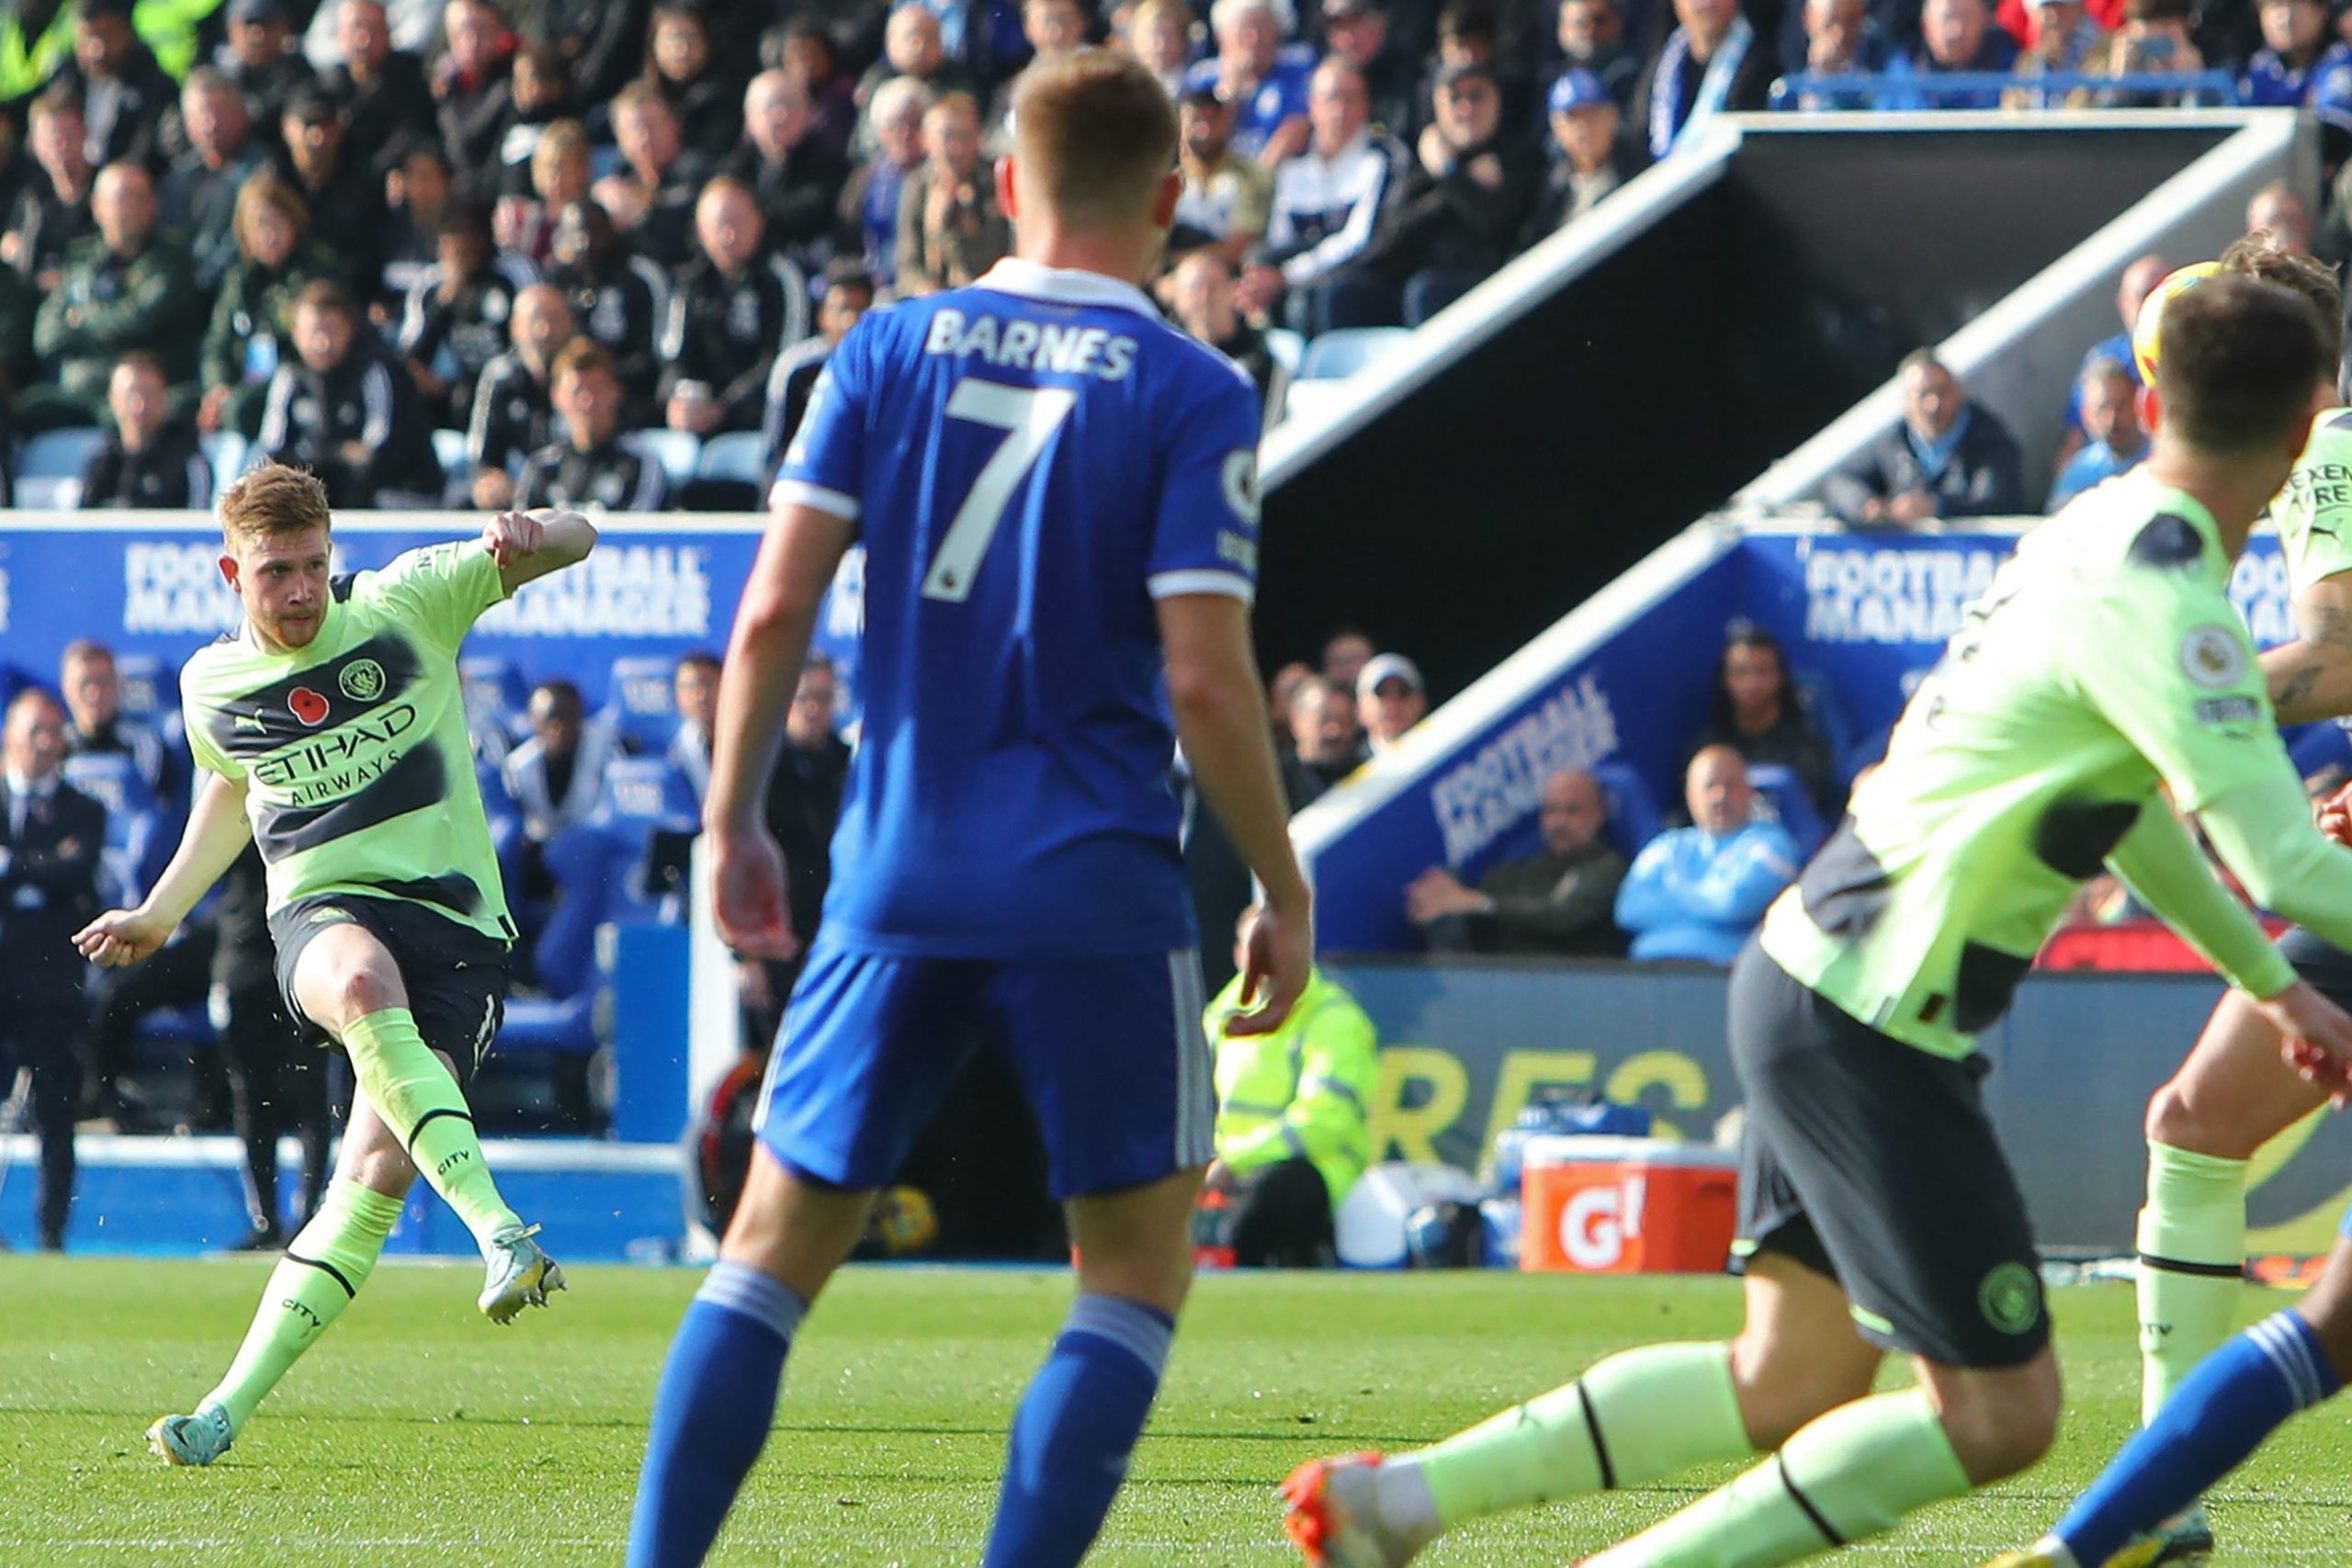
[0,689,107,1250]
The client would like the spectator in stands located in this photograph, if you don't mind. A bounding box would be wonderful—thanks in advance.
[2075,0,2209,107]
[1688,622,1838,813]
[1824,350,2027,526]
[1634,0,1773,161]
[1323,0,1418,138]
[1555,0,1640,113]
[596,81,711,272]
[380,141,453,299]
[1123,0,1195,98]
[1171,85,1272,268]
[666,649,718,801]
[763,260,875,467]
[771,19,859,161]
[1883,0,2020,108]
[645,0,740,163]
[0,262,37,410]
[2054,252,2164,474]
[2242,0,2352,123]
[858,5,979,145]
[468,281,577,509]
[844,75,929,291]
[1614,744,1801,964]
[212,842,329,1249]
[1269,660,1314,753]
[990,0,1091,141]
[317,0,435,181]
[1413,5,1535,148]
[1200,920,1379,1269]
[1323,626,1374,691]
[0,689,105,1252]
[78,353,211,510]
[1528,69,1639,239]
[725,70,852,273]
[200,175,339,440]
[518,338,671,511]
[221,0,318,146]
[492,111,590,269]
[2247,179,2317,255]
[2004,0,2101,109]
[60,637,173,797]
[1356,651,1425,754]
[256,279,444,507]
[1170,250,1286,423]
[51,0,175,169]
[1184,0,1313,164]
[1409,766,1628,955]
[503,676,624,843]
[1781,0,1895,110]
[162,68,271,293]
[484,45,574,207]
[740,653,850,1042]
[4,89,96,294]
[660,175,810,436]
[395,203,518,432]
[544,197,667,425]
[1238,59,1402,336]
[28,162,198,431]
[896,90,1009,294]
[1326,59,1539,327]
[528,0,651,109]
[1283,673,1366,807]
[433,0,515,200]
[2048,356,2147,510]
[274,91,386,294]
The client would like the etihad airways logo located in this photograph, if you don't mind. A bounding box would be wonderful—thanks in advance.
[251,703,420,801]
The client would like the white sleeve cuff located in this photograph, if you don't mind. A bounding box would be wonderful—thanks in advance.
[1148,569,1256,604]
[768,478,861,520]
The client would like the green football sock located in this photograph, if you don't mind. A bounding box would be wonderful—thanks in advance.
[202,1179,406,1435]
[1405,1342,1752,1529]
[341,1008,520,1252]
[1583,1388,1971,1568]
[2137,1141,2247,1424]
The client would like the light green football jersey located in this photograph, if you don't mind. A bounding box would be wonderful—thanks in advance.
[2274,409,2352,593]
[179,539,515,942]
[1760,469,2298,1059]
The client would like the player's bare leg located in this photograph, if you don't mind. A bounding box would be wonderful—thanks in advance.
[288,922,557,1320]
[1285,1251,1877,1566]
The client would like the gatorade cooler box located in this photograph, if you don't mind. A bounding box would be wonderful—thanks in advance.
[1520,1135,1738,1274]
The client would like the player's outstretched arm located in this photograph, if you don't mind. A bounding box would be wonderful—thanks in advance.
[482,507,598,595]
[2109,797,2299,1000]
[2261,573,2352,724]
[1158,592,1312,1035]
[704,501,854,958]
[74,768,253,968]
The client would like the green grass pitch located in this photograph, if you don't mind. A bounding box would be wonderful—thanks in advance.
[4,1258,2349,1565]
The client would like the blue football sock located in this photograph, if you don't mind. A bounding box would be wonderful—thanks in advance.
[2053,1310,2339,1567]
[981,1292,1175,1568]
[628,1261,808,1568]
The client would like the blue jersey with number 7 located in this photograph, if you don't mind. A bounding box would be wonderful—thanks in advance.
[770,257,1265,958]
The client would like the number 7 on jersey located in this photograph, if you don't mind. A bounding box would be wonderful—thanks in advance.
[921,379,1080,603]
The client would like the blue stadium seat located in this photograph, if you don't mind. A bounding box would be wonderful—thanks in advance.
[17,475,80,508]
[1263,327,1306,378]
[602,655,680,750]
[113,653,168,719]
[61,751,162,906]
[635,429,702,485]
[21,426,105,479]
[2290,720,2352,779]
[1299,327,1412,381]
[201,431,248,493]
[534,823,628,999]
[697,430,771,486]
[432,428,471,486]
[1745,762,1826,858]
[595,755,696,923]
[1589,760,1664,861]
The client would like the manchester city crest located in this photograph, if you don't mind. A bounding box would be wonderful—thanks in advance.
[339,658,387,702]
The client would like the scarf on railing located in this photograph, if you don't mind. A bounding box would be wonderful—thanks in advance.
[1648,14,1754,161]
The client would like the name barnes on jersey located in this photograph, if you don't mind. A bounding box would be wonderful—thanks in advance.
[922,306,1140,380]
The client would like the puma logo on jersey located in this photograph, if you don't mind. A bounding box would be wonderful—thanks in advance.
[233,708,267,734]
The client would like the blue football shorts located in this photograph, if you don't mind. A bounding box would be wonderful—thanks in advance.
[755,934,1218,1200]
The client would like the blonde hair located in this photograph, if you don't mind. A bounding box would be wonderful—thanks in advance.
[1011,50,1177,227]
[232,173,310,256]
[219,462,333,550]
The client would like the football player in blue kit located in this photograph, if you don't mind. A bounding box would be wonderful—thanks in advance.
[627,47,1315,1568]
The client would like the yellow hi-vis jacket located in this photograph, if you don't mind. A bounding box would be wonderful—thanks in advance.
[1204,965,1379,1212]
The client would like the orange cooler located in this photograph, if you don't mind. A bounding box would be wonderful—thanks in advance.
[1520,1135,1739,1274]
